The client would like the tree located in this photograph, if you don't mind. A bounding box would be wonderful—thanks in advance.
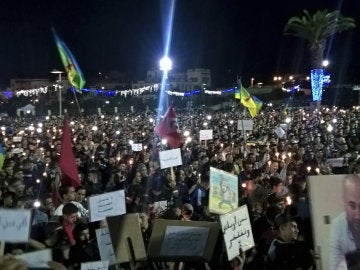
[284,10,356,69]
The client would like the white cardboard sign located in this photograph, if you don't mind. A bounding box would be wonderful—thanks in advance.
[237,120,253,131]
[0,209,31,242]
[88,190,126,222]
[159,148,183,169]
[131,143,143,152]
[81,260,109,270]
[220,205,255,260]
[16,249,52,268]
[199,129,213,140]
[96,228,117,265]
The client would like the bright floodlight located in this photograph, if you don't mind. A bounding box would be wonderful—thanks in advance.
[159,56,172,71]
[322,60,329,67]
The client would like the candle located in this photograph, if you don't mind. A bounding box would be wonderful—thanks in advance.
[286,196,292,205]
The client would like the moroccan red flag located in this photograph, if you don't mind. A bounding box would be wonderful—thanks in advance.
[59,115,81,187]
[155,104,181,148]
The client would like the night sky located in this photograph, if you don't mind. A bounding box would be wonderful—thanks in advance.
[0,0,359,87]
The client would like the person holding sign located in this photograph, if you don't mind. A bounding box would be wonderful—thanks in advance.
[68,222,100,270]
[267,213,314,269]
[330,174,360,270]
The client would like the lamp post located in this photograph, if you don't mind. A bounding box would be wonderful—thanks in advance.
[285,117,291,139]
[159,56,172,111]
[50,69,64,117]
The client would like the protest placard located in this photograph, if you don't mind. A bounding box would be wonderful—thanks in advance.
[159,148,182,169]
[16,249,52,268]
[147,219,220,262]
[96,228,117,265]
[0,209,31,242]
[88,190,126,222]
[275,127,286,138]
[209,167,238,214]
[326,158,344,168]
[199,129,213,141]
[107,213,147,263]
[220,205,255,260]
[131,143,142,152]
[81,260,109,270]
[237,120,253,131]
[160,226,209,257]
[12,136,22,142]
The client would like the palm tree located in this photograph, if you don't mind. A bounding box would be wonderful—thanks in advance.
[284,9,356,69]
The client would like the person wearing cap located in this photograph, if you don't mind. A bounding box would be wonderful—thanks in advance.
[267,213,314,269]
[329,174,360,270]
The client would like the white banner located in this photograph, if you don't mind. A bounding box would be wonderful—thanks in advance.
[237,120,253,131]
[131,143,143,152]
[220,205,255,260]
[88,190,126,222]
[199,129,213,140]
[96,228,117,265]
[0,209,31,242]
[159,148,183,169]
[81,260,109,270]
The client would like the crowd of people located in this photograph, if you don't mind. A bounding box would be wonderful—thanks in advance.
[0,103,359,269]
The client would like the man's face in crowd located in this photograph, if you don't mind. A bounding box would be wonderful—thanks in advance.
[44,198,54,210]
[78,228,90,244]
[64,212,77,224]
[3,195,13,208]
[281,221,299,242]
[65,187,76,202]
[76,189,86,202]
[344,177,360,234]
[11,180,25,194]
[245,163,253,173]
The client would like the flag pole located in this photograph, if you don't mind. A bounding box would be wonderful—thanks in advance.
[238,78,247,149]
[72,89,83,117]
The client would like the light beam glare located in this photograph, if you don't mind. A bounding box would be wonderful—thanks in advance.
[156,0,176,119]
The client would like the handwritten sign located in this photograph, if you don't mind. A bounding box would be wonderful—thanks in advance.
[199,129,213,140]
[81,260,109,270]
[209,167,238,215]
[16,249,52,268]
[220,205,255,260]
[160,226,209,257]
[0,209,31,242]
[275,126,286,138]
[96,228,117,265]
[159,148,183,169]
[88,190,126,222]
[237,120,253,131]
[12,136,22,142]
[131,143,142,152]
[326,158,344,168]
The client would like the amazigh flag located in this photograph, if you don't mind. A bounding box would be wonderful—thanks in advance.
[235,86,241,99]
[252,95,263,116]
[0,143,4,171]
[155,104,181,148]
[52,29,85,93]
[240,86,262,118]
[59,115,81,187]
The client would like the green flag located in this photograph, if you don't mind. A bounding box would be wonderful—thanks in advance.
[53,29,85,93]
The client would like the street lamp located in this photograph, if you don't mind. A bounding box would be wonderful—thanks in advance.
[50,69,65,117]
[322,59,329,67]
